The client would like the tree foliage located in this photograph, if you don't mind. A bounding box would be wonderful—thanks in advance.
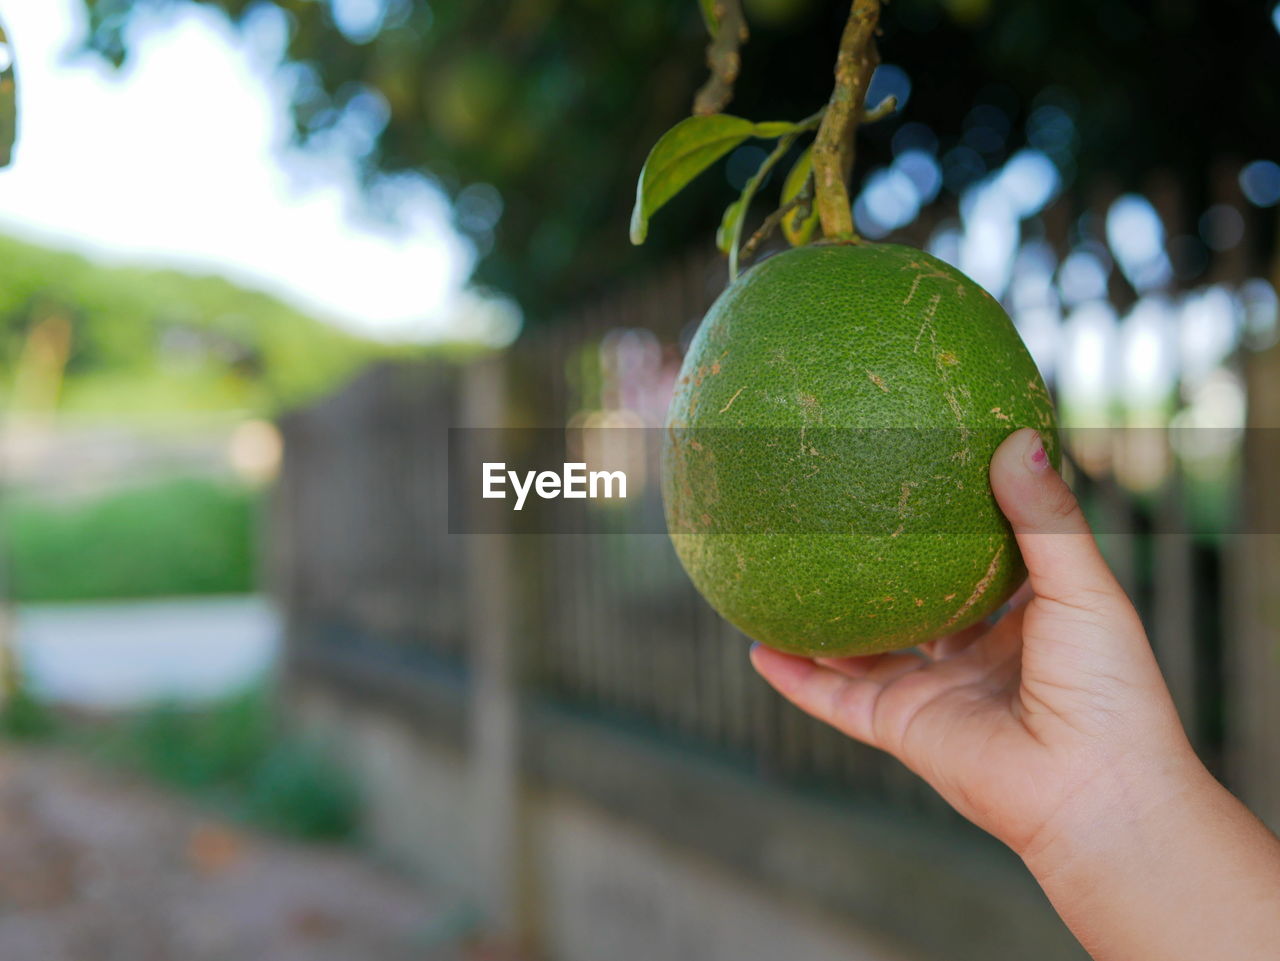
[0,234,390,414]
[73,0,1280,320]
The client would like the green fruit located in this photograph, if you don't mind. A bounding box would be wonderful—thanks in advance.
[662,243,1059,656]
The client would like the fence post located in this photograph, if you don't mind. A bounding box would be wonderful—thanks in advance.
[1226,341,1280,830]
[460,354,527,944]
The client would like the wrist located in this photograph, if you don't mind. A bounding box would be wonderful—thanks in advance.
[1018,740,1212,882]
[1017,745,1280,961]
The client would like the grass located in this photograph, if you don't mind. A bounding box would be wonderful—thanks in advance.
[1,681,360,842]
[1,476,259,602]
[0,472,358,841]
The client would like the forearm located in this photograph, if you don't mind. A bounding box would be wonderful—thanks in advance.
[1024,755,1280,961]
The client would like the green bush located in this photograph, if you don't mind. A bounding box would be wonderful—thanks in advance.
[0,677,59,741]
[247,742,362,839]
[1,477,258,601]
[86,687,360,841]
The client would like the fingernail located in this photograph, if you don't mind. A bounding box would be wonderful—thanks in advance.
[749,641,762,653]
[1026,432,1050,473]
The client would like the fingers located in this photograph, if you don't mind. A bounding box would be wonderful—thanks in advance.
[750,645,913,748]
[989,428,1122,612]
[989,429,1162,696]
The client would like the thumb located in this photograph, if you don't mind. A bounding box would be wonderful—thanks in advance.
[989,428,1123,612]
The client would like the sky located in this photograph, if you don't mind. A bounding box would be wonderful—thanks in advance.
[0,0,476,342]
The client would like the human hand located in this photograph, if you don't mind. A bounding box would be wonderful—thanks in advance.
[749,426,1195,861]
[752,427,1280,960]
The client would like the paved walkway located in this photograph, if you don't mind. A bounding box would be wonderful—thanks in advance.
[12,595,278,708]
[0,748,475,961]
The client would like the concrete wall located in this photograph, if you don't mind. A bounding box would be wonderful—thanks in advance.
[287,673,1084,961]
[531,792,914,961]
[290,679,918,961]
[291,682,479,902]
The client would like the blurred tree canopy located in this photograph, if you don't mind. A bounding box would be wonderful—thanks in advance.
[0,234,393,414]
[74,0,1280,321]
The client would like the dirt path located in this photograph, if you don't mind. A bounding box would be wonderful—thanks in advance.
[0,748,473,961]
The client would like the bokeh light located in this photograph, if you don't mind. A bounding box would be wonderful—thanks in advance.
[1106,194,1173,292]
[1239,159,1280,207]
[1199,204,1245,252]
[867,63,911,113]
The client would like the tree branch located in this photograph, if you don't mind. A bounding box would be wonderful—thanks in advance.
[693,0,749,116]
[811,0,881,241]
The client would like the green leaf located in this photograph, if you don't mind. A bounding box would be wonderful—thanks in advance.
[630,114,756,245]
[715,197,746,255]
[0,21,15,169]
[698,0,720,36]
[781,146,818,247]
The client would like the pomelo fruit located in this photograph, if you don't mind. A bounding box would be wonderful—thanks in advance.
[662,243,1059,656]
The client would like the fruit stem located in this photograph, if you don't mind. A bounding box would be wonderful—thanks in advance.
[727,109,823,280]
[739,178,812,265]
[812,0,881,242]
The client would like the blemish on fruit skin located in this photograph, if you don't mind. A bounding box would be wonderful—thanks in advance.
[718,386,745,414]
[902,264,953,306]
[990,406,1011,422]
[690,439,703,451]
[944,390,965,423]
[943,542,1006,628]
[711,362,722,375]
[902,272,925,306]
[700,512,713,527]
[944,593,957,602]
[897,482,915,511]
[912,293,943,353]
[914,598,924,607]
[867,371,889,392]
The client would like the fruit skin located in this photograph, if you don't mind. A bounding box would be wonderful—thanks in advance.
[662,243,1059,656]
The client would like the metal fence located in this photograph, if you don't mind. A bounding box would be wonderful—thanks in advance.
[271,240,1270,830]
